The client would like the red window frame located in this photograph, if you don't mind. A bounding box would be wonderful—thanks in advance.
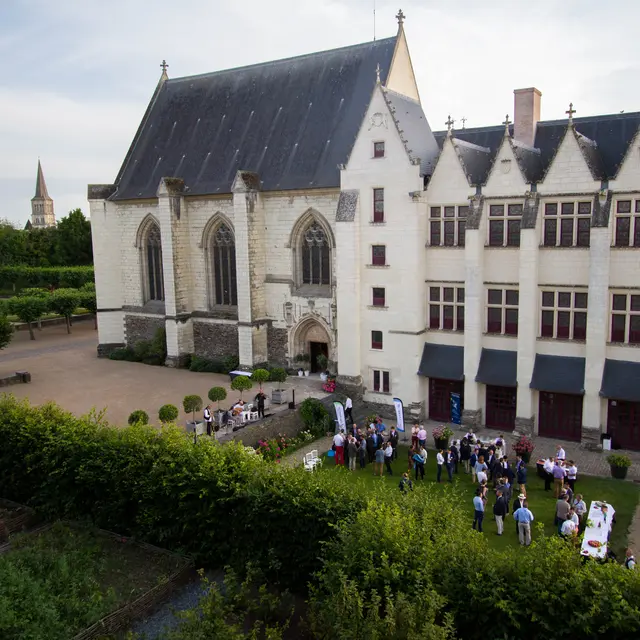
[371,245,386,266]
[371,331,383,350]
[372,287,385,307]
[373,188,384,223]
[373,142,385,158]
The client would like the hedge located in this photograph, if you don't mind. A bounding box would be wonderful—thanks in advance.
[0,266,94,291]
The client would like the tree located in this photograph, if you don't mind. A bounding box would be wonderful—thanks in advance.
[9,296,49,340]
[208,387,227,412]
[128,410,149,426]
[251,368,270,391]
[49,288,81,334]
[80,289,97,329]
[270,368,287,391]
[183,395,203,425]
[0,314,13,350]
[230,375,253,400]
[54,209,93,266]
[158,404,179,423]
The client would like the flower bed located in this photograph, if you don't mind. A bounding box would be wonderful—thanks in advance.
[256,430,316,462]
[322,377,336,393]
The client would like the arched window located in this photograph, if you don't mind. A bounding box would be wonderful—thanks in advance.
[210,224,237,306]
[145,223,164,301]
[302,221,330,285]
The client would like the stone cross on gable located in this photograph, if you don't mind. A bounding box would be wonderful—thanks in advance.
[503,114,511,132]
[566,102,576,122]
[160,59,169,73]
[445,115,455,132]
[396,9,405,25]
[461,116,467,129]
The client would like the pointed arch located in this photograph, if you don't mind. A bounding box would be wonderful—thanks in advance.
[202,212,237,308]
[289,209,334,290]
[136,214,164,302]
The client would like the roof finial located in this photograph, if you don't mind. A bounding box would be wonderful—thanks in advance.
[566,102,576,123]
[461,116,467,130]
[160,59,169,76]
[396,9,405,25]
[445,115,455,134]
[503,114,511,134]
[376,63,381,84]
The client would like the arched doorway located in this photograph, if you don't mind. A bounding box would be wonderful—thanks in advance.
[291,317,332,373]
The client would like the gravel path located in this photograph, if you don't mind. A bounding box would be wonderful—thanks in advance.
[281,435,333,468]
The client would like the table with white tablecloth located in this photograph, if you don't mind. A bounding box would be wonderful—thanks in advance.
[580,501,615,559]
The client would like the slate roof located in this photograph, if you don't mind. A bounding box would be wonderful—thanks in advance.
[33,160,50,199]
[382,89,439,176]
[433,112,640,186]
[112,37,398,200]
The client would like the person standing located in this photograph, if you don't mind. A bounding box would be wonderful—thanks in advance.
[543,457,554,492]
[347,436,358,471]
[565,460,577,491]
[374,444,385,477]
[445,449,454,482]
[436,450,445,483]
[413,447,426,481]
[493,489,508,536]
[625,549,636,570]
[418,425,427,448]
[474,455,488,485]
[556,445,566,462]
[470,449,478,483]
[513,501,534,546]
[333,431,345,466]
[450,441,460,474]
[389,426,399,460]
[203,404,213,437]
[516,461,527,497]
[552,459,566,497]
[555,493,571,534]
[384,441,394,475]
[358,436,367,469]
[255,391,266,419]
[513,493,526,535]
[345,396,353,424]
[573,494,587,527]
[472,489,485,533]
[411,422,419,449]
[460,438,471,473]
[366,430,375,464]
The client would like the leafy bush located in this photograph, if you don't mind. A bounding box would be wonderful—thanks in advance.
[158,403,179,423]
[252,368,270,390]
[230,375,253,399]
[18,287,50,297]
[8,295,49,340]
[49,288,81,334]
[300,398,329,428]
[128,410,149,426]
[0,314,13,350]
[222,355,240,373]
[183,395,203,424]
[108,329,166,366]
[0,266,94,290]
[270,367,287,390]
[607,453,632,468]
[208,387,227,410]
[109,347,137,362]
[189,354,239,374]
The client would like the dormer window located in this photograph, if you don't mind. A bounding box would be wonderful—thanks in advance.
[374,142,385,158]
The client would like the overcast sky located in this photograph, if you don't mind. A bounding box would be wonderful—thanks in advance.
[2,0,639,226]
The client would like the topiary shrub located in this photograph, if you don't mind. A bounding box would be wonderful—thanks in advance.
[0,314,13,350]
[230,375,253,400]
[208,387,227,411]
[49,288,82,334]
[128,410,149,426]
[158,404,179,423]
[269,367,287,390]
[251,368,270,390]
[8,295,49,340]
[183,395,203,425]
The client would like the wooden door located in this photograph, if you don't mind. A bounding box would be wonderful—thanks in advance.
[429,379,463,422]
[538,392,583,442]
[607,400,640,451]
[485,385,516,431]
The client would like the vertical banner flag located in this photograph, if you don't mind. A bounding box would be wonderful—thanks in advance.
[334,401,347,432]
[450,393,461,425]
[393,397,405,432]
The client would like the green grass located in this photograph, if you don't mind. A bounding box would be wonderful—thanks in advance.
[324,444,639,556]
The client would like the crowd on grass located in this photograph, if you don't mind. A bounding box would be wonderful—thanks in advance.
[331,417,637,571]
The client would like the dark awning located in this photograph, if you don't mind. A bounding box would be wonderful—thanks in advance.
[530,354,585,395]
[475,349,517,387]
[600,359,640,402]
[417,343,464,381]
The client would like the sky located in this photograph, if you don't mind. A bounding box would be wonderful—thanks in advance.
[1,0,639,226]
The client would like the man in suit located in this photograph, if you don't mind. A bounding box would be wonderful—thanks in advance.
[512,493,526,535]
[389,427,399,460]
[366,431,375,463]
[493,489,509,536]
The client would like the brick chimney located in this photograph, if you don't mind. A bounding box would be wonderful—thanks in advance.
[513,88,541,147]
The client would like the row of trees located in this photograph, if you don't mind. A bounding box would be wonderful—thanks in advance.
[0,209,92,269]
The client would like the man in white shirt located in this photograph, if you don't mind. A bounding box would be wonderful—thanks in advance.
[417,426,427,447]
[203,405,213,437]
[345,397,353,424]
[384,442,394,475]
[543,457,554,492]
[625,548,636,570]
[333,431,345,466]
[560,518,578,537]
[556,445,566,462]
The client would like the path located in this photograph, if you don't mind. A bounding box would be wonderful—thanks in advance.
[281,435,333,468]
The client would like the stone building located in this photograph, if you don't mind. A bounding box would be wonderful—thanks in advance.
[31,160,56,228]
[89,12,640,449]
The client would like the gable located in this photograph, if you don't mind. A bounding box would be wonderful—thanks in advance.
[112,37,397,201]
[385,28,420,102]
[426,137,473,202]
[541,128,601,192]
[611,128,640,191]
[484,136,528,195]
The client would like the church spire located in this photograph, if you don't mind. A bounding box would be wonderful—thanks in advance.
[160,59,169,81]
[34,159,50,199]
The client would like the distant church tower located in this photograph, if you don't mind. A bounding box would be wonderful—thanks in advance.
[30,160,56,228]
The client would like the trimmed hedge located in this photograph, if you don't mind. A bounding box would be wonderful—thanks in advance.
[0,266,94,290]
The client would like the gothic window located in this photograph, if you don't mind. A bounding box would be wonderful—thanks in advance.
[145,223,164,302]
[301,221,330,286]
[210,224,237,306]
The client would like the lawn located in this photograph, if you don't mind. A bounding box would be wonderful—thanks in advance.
[322,444,639,557]
[0,521,187,640]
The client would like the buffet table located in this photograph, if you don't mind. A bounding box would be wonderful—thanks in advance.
[580,501,615,559]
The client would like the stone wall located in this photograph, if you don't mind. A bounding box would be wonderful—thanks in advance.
[124,314,165,345]
[228,408,303,447]
[267,326,288,364]
[193,321,239,359]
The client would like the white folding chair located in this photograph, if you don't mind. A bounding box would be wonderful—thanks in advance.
[303,452,316,472]
[308,450,322,469]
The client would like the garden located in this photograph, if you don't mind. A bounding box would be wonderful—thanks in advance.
[0,394,639,639]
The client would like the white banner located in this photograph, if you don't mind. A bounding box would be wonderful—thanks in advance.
[334,401,347,432]
[393,397,405,432]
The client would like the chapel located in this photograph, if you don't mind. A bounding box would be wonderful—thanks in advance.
[89,11,640,449]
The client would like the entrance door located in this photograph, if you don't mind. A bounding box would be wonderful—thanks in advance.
[309,341,328,373]
[607,400,640,451]
[429,378,464,422]
[485,385,516,431]
[538,392,583,441]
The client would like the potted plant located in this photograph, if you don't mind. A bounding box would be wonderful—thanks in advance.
[294,353,309,376]
[322,376,336,393]
[512,435,535,463]
[317,354,329,380]
[270,367,288,404]
[252,368,270,391]
[183,394,204,437]
[207,386,227,430]
[127,410,149,426]
[607,453,632,479]
[230,375,253,400]
[158,404,179,424]
[433,424,454,450]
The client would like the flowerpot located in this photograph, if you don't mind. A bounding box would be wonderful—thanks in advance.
[520,452,531,464]
[272,389,288,405]
[304,370,310,377]
[298,371,304,377]
[434,437,448,450]
[320,373,328,382]
[186,421,205,435]
[610,465,628,480]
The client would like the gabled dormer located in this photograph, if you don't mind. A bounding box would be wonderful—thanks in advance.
[425,131,477,203]
[611,124,640,192]
[483,123,531,196]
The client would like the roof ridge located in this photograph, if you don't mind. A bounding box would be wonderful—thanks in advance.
[452,138,490,153]
[168,36,397,83]
[381,87,420,105]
